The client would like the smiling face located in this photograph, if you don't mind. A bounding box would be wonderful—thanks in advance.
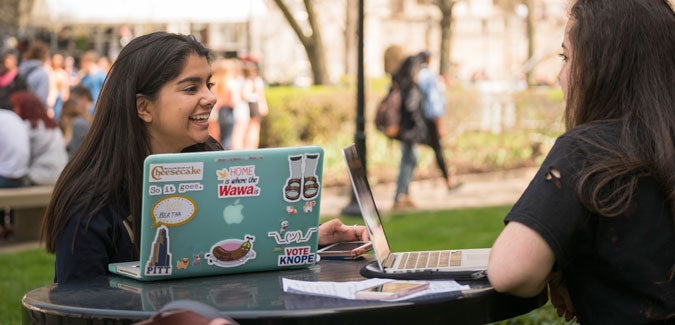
[137,54,216,154]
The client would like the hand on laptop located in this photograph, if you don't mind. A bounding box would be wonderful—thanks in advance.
[318,219,369,247]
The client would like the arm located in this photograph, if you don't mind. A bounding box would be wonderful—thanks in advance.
[488,221,555,297]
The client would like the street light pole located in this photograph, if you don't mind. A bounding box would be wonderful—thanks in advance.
[341,0,365,216]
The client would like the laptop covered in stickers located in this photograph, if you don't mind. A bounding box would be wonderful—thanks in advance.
[109,146,324,281]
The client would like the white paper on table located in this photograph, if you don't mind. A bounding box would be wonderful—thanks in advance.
[282,278,470,301]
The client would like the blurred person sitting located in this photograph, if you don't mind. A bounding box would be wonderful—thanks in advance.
[0,49,28,111]
[17,41,51,105]
[0,104,30,239]
[60,98,92,159]
[10,91,68,186]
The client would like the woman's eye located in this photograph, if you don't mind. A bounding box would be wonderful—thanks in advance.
[558,53,568,62]
[207,82,216,90]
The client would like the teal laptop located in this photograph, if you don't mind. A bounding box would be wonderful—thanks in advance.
[109,146,324,281]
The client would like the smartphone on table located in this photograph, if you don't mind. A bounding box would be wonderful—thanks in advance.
[354,281,429,300]
[317,241,372,260]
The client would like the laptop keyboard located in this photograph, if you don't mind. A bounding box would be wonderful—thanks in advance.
[398,250,462,270]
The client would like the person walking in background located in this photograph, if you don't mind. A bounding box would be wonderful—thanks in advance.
[63,55,79,88]
[0,49,28,111]
[391,55,430,210]
[17,41,51,106]
[78,50,107,115]
[10,91,68,186]
[415,51,460,191]
[0,107,30,240]
[241,60,268,149]
[488,0,674,323]
[229,60,249,150]
[47,52,71,122]
[210,58,239,150]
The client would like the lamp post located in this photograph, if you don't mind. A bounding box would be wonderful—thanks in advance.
[340,0,365,216]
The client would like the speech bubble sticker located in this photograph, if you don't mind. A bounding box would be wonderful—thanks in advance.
[151,195,198,227]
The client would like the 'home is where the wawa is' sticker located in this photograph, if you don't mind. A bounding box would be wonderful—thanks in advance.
[217,165,261,198]
[145,225,172,276]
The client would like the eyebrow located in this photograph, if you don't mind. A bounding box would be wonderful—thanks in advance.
[561,43,567,50]
[176,76,204,84]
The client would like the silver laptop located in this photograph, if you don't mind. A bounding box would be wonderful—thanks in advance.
[342,143,489,280]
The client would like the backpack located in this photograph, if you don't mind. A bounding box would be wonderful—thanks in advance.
[375,85,402,139]
[398,84,430,145]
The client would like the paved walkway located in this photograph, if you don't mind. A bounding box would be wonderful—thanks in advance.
[0,167,538,254]
[321,167,537,216]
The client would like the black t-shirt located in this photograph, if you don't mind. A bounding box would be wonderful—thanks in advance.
[505,123,674,324]
[54,137,224,284]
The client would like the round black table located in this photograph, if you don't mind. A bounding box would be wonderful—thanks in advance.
[22,256,547,324]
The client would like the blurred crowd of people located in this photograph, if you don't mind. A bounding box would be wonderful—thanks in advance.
[0,39,270,240]
[208,57,268,150]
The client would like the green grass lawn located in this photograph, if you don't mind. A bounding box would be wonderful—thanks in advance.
[2,206,571,324]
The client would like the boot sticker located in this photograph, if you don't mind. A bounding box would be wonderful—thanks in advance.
[283,153,321,202]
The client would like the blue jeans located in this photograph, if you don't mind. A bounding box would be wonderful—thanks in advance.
[395,141,418,202]
[218,107,235,150]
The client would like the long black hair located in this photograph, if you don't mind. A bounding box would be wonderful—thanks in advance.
[42,32,212,253]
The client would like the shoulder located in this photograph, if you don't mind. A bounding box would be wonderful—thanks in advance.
[181,136,224,152]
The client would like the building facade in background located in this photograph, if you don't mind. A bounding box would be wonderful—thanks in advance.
[5,0,568,86]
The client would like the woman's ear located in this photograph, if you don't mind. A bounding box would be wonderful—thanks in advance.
[136,94,152,123]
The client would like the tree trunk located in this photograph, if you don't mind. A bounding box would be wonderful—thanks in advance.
[525,0,535,87]
[436,0,456,78]
[273,0,331,85]
[344,0,358,76]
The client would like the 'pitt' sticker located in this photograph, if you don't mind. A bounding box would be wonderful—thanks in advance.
[151,195,197,227]
[145,226,172,276]
[268,227,317,244]
[278,246,316,266]
[217,166,261,198]
[149,162,203,182]
[205,235,256,268]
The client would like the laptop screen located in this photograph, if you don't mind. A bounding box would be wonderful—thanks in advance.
[342,144,392,269]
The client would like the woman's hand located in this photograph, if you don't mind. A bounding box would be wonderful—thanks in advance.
[548,271,576,322]
[318,218,369,247]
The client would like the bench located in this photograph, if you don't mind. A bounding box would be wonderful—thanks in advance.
[0,186,53,242]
